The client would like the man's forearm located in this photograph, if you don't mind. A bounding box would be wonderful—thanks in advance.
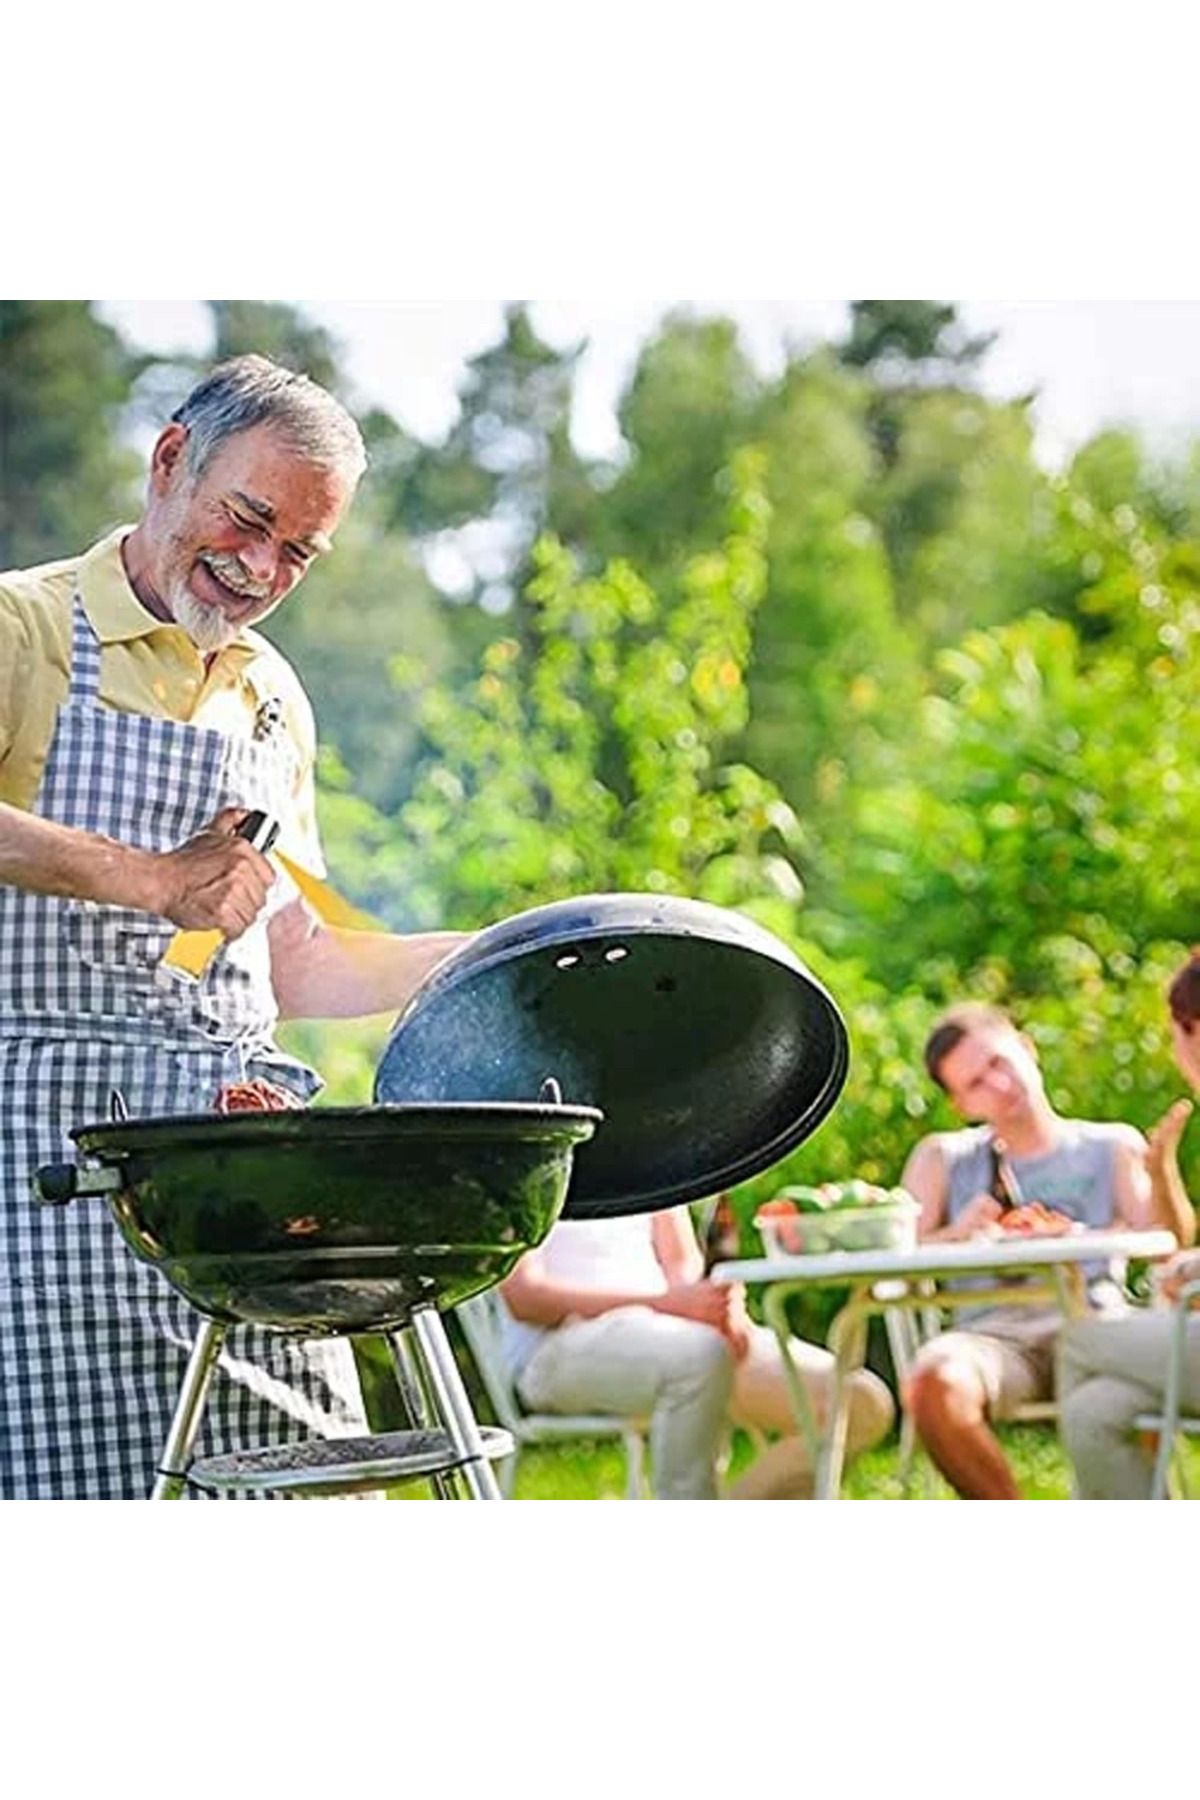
[269,901,470,1020]
[0,800,160,910]
[1149,1154,1197,1248]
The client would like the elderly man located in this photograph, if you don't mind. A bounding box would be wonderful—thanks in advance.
[0,355,466,1498]
[900,1002,1158,1499]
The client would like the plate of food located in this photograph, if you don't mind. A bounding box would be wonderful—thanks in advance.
[987,1202,1082,1239]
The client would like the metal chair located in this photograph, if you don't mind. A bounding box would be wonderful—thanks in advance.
[455,1289,650,1498]
[1134,1277,1200,1499]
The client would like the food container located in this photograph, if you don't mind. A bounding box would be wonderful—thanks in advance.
[755,1182,919,1256]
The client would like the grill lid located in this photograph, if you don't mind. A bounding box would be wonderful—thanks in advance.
[374,893,849,1219]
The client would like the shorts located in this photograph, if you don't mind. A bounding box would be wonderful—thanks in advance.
[909,1307,1059,1420]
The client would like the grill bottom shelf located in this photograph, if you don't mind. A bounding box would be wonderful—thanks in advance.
[187,1426,514,1496]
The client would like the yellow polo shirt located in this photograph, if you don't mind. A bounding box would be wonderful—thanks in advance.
[0,527,325,874]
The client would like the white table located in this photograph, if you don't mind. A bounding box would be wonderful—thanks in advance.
[712,1230,1179,1498]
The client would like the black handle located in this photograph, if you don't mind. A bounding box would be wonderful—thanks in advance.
[31,1163,122,1205]
[33,1163,82,1206]
[236,810,281,856]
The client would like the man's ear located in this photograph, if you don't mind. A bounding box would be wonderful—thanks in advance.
[148,422,190,496]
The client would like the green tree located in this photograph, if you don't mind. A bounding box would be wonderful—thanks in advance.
[0,301,142,569]
[388,303,597,615]
[742,350,922,829]
[320,448,803,936]
[594,312,764,580]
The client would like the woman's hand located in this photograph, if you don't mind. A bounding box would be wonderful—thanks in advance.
[1146,1099,1193,1172]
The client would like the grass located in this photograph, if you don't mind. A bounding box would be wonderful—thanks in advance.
[390,1423,1200,1499]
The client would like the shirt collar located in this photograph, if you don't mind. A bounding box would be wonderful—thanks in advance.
[76,527,256,667]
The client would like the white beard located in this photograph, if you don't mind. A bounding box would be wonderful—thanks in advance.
[170,583,240,653]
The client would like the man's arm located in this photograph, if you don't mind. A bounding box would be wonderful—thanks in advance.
[499,1243,736,1333]
[903,1134,1001,1242]
[0,799,274,935]
[1110,1125,1156,1231]
[265,894,468,1019]
[1132,1106,1196,1246]
[651,1206,705,1285]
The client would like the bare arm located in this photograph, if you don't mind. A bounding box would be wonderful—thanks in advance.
[903,1134,1001,1242]
[265,894,468,1019]
[499,1242,736,1334]
[1111,1126,1157,1232]
[0,799,274,935]
[1141,1103,1196,1247]
[651,1206,705,1286]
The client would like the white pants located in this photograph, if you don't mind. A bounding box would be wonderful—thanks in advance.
[518,1306,734,1498]
[1058,1311,1200,1499]
[517,1310,894,1499]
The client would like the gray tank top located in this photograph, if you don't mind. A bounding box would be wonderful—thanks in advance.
[940,1119,1135,1320]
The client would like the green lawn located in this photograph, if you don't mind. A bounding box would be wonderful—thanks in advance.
[391,1424,1200,1499]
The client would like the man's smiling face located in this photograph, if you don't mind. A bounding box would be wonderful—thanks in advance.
[936,1021,1047,1128]
[148,421,351,651]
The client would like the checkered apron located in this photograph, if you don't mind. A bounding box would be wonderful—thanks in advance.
[0,598,366,1498]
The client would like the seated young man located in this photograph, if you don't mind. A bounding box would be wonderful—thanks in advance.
[900,1003,1157,1500]
[497,1204,894,1500]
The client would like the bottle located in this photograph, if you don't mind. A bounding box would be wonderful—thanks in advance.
[702,1193,740,1271]
[987,1138,1023,1213]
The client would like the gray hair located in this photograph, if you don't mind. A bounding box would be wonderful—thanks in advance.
[170,354,367,486]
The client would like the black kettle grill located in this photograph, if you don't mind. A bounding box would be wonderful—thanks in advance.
[35,893,848,1500]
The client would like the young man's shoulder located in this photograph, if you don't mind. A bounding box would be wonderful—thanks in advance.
[1059,1117,1147,1155]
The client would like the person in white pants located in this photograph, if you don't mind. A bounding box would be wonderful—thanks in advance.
[498,1206,893,1499]
[1059,951,1200,1498]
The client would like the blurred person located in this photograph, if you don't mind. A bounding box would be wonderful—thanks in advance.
[1059,953,1200,1498]
[0,356,469,1498]
[497,1205,894,1500]
[899,1002,1161,1499]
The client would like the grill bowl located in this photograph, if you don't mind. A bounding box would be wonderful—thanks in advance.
[67,1102,601,1332]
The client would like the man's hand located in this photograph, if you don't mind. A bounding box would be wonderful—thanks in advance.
[656,1279,751,1360]
[946,1191,1003,1240]
[721,1281,754,1362]
[657,1279,737,1331]
[151,808,275,938]
[1157,1249,1200,1304]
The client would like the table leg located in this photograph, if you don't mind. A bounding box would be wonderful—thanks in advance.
[761,1287,823,1477]
[1053,1264,1088,1319]
[817,1292,870,1501]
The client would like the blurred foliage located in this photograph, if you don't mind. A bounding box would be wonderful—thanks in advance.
[0,301,144,569]
[4,299,1199,1223]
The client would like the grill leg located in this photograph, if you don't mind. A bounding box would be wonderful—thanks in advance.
[388,1325,459,1501]
[151,1318,227,1499]
[407,1305,503,1501]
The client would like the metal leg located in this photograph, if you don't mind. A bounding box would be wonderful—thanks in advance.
[623,1429,646,1500]
[387,1325,460,1501]
[409,1305,503,1500]
[819,1297,869,1501]
[762,1287,824,1484]
[151,1319,227,1499]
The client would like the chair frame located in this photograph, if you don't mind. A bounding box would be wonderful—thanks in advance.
[1134,1277,1200,1500]
[455,1290,649,1498]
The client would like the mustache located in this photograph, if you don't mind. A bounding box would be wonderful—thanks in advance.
[200,552,272,602]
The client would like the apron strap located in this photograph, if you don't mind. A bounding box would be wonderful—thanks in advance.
[69,594,103,704]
